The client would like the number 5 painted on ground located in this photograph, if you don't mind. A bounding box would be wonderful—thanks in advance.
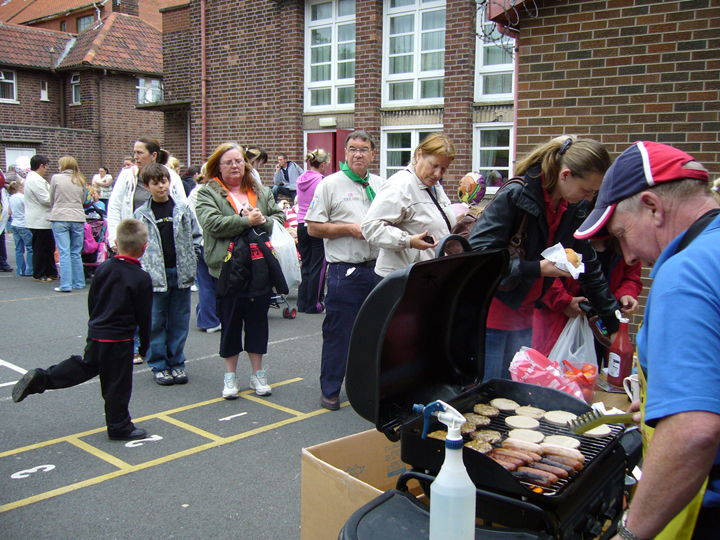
[11,464,56,479]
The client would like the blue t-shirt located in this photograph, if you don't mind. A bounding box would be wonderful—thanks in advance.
[636,213,720,507]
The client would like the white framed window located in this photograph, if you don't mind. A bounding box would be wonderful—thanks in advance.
[473,123,514,194]
[383,0,445,106]
[0,70,17,103]
[70,73,81,104]
[40,81,49,101]
[474,5,514,102]
[136,78,163,104]
[77,15,93,33]
[60,20,66,32]
[305,0,356,112]
[381,125,441,179]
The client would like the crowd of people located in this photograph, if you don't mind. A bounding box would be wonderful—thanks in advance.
[4,133,719,539]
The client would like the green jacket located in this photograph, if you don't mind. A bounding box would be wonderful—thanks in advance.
[195,178,285,278]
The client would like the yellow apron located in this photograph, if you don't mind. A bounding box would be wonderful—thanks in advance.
[637,364,708,539]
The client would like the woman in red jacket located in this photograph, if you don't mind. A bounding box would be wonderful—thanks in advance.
[533,236,642,358]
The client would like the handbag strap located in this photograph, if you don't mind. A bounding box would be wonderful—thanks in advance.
[425,186,453,232]
[494,176,528,248]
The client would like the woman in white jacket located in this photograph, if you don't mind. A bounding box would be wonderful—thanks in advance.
[107,136,186,249]
[361,132,457,280]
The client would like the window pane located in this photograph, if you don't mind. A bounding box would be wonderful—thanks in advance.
[338,42,355,61]
[387,132,411,149]
[311,64,331,82]
[483,73,512,94]
[1,70,14,81]
[390,14,414,34]
[390,35,413,55]
[390,55,413,74]
[337,86,354,104]
[390,0,415,7]
[480,149,509,169]
[338,23,355,42]
[311,2,332,21]
[479,169,507,187]
[311,88,331,106]
[420,78,443,98]
[422,10,445,31]
[387,150,411,169]
[0,82,13,100]
[311,45,331,64]
[338,0,355,17]
[389,81,413,100]
[73,85,81,103]
[484,45,512,66]
[421,30,444,52]
[311,27,332,45]
[338,61,355,79]
[421,51,444,71]
[480,129,510,147]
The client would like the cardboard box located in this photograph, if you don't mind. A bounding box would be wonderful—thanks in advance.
[301,429,411,540]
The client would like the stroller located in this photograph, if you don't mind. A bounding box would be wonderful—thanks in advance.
[81,206,110,279]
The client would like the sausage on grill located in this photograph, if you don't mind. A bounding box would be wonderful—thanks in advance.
[541,443,585,463]
[530,461,568,480]
[545,455,583,471]
[514,469,554,487]
[492,447,539,463]
[541,458,576,477]
[502,438,543,455]
[519,466,559,485]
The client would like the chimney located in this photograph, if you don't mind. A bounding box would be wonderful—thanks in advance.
[112,0,139,17]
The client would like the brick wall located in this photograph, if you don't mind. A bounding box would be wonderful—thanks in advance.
[354,0,383,164]
[443,0,476,194]
[161,1,306,184]
[0,69,61,126]
[514,0,719,174]
[0,124,97,174]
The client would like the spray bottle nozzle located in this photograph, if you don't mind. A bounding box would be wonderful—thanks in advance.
[414,401,465,442]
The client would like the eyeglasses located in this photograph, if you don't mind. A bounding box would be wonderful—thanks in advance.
[220,160,244,167]
[346,147,372,156]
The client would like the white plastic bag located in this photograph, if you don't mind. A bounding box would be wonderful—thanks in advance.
[548,316,597,371]
[270,224,301,291]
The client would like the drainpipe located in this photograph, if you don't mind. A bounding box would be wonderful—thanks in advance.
[97,69,107,167]
[200,0,207,159]
[513,37,519,159]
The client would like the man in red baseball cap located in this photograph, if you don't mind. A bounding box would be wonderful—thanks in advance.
[576,141,719,540]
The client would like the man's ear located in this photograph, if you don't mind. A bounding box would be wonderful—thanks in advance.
[639,191,664,227]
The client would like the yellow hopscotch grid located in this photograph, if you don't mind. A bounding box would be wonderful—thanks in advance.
[0,377,337,514]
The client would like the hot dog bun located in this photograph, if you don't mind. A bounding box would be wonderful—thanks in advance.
[565,248,580,268]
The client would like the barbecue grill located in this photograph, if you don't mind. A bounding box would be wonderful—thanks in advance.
[345,245,641,539]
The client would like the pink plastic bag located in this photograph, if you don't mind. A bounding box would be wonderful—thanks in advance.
[81,223,99,255]
[509,347,586,402]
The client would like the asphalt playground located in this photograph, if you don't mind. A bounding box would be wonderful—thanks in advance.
[0,242,374,540]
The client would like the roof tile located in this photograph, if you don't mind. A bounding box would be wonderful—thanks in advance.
[0,21,73,69]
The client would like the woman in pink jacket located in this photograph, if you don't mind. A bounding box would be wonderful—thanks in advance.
[296,149,330,314]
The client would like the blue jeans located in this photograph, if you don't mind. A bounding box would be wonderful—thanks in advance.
[51,221,85,291]
[195,247,220,330]
[11,226,33,276]
[147,267,191,372]
[320,263,377,399]
[484,327,533,382]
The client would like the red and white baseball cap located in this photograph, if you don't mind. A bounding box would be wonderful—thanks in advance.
[575,141,709,240]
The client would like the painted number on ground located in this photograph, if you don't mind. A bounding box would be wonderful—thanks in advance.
[125,435,163,448]
[11,464,56,479]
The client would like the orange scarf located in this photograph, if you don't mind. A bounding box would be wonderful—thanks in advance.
[214,177,257,214]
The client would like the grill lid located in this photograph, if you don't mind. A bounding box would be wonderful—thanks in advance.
[346,249,509,438]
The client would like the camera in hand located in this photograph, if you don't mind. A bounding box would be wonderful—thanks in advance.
[422,235,435,244]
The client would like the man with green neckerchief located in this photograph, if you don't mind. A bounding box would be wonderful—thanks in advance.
[305,130,384,411]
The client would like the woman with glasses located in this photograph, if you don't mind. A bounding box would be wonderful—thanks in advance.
[195,142,285,400]
[361,132,457,281]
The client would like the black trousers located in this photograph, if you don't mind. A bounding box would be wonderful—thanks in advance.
[37,339,135,434]
[30,228,58,279]
[296,223,326,313]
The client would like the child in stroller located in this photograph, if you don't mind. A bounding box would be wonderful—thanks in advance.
[82,204,110,278]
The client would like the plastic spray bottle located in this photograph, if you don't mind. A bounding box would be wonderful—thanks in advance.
[414,401,476,540]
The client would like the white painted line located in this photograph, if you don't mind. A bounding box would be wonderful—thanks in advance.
[0,359,28,375]
[125,435,163,448]
[0,381,19,388]
[219,412,248,422]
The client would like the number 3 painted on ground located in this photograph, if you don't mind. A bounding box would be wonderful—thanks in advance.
[125,435,162,448]
[11,464,56,479]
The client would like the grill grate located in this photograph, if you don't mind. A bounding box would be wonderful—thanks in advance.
[462,406,624,496]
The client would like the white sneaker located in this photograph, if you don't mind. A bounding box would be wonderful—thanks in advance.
[250,370,272,396]
[190,284,199,292]
[222,372,239,399]
[205,324,222,334]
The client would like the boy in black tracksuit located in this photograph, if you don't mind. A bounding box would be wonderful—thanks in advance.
[12,218,154,441]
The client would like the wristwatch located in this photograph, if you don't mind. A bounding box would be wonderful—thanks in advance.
[617,513,648,540]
